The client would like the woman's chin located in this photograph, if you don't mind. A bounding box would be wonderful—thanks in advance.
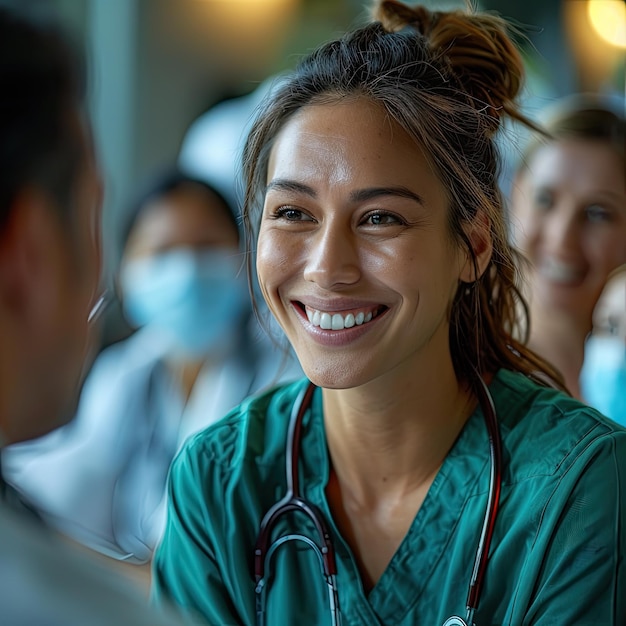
[300,364,365,390]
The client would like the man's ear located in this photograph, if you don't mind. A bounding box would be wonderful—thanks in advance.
[0,189,62,319]
[459,209,493,283]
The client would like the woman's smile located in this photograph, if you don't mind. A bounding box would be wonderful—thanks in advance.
[289,298,390,346]
[304,305,382,330]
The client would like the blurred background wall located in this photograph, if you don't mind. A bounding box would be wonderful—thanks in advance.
[0,0,624,343]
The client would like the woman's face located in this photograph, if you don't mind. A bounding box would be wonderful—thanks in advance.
[510,139,626,321]
[256,97,473,389]
[118,186,245,355]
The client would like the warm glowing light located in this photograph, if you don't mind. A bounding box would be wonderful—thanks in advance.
[588,0,626,48]
[184,0,299,77]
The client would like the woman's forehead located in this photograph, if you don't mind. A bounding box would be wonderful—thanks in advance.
[266,98,437,190]
[517,139,625,203]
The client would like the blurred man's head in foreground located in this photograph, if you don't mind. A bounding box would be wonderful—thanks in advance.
[0,8,103,444]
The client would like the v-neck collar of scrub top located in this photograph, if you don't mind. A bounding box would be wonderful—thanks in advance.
[295,377,496,625]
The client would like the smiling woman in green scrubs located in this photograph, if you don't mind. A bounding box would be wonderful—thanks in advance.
[152,1,626,624]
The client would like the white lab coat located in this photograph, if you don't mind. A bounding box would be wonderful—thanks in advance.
[2,323,301,563]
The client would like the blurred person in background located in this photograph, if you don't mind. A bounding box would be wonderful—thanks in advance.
[509,96,626,398]
[0,8,184,625]
[580,264,626,426]
[179,74,287,212]
[3,167,302,586]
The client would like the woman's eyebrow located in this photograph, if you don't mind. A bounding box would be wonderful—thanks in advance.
[265,179,317,197]
[594,190,626,204]
[265,180,424,205]
[349,186,424,205]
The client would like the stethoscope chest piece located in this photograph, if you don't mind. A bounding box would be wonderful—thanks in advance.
[443,617,471,626]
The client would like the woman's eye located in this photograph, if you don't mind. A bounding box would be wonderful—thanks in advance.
[585,204,612,223]
[533,189,554,211]
[273,207,313,222]
[362,212,402,226]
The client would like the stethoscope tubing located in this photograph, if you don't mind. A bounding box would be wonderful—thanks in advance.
[254,376,503,626]
[254,383,335,584]
[467,374,503,610]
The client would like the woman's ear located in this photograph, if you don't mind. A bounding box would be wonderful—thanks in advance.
[459,209,493,283]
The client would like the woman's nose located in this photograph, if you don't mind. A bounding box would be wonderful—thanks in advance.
[543,209,581,257]
[303,224,360,289]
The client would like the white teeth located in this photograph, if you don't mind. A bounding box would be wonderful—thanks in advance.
[305,306,378,330]
[540,259,582,284]
[320,313,332,329]
[331,314,344,330]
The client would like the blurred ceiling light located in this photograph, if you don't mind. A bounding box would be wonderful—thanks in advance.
[587,0,626,48]
[205,0,297,9]
[205,0,299,38]
[181,0,300,78]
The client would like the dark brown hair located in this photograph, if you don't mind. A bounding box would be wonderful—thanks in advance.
[0,8,85,229]
[242,0,565,390]
[518,95,625,173]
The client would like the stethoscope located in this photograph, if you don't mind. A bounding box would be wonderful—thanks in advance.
[254,374,503,626]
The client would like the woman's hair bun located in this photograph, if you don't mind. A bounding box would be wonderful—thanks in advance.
[373,0,435,34]
[374,0,528,133]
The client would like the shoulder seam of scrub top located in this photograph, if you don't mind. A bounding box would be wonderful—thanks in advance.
[487,369,626,487]
[495,368,625,434]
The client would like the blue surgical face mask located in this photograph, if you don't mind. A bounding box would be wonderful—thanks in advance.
[580,334,626,427]
[119,248,249,358]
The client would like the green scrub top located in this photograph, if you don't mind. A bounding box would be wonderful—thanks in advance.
[152,369,626,625]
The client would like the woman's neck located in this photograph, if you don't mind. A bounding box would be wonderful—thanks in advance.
[165,358,205,405]
[322,359,477,506]
[321,358,481,591]
[164,331,241,405]
[527,304,589,399]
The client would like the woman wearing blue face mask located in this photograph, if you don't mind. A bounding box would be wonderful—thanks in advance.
[118,171,250,371]
[581,265,626,426]
[3,169,302,587]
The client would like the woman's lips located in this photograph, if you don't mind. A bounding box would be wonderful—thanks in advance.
[537,258,585,286]
[290,300,389,340]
